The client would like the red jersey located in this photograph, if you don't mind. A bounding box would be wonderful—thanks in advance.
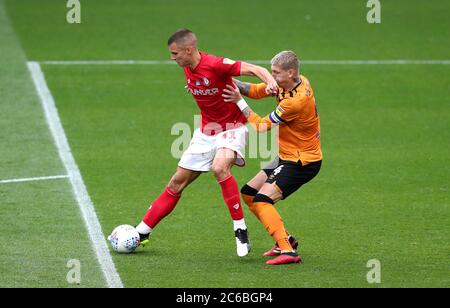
[184,52,247,135]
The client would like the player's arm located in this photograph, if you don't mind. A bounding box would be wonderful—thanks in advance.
[222,84,277,133]
[240,62,278,95]
[232,79,251,97]
[232,79,270,100]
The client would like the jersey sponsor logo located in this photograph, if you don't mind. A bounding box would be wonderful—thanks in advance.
[188,87,219,96]
[223,58,236,65]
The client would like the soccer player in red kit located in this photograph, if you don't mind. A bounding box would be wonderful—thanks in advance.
[133,29,278,257]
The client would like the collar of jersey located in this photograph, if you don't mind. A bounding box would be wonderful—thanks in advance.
[189,51,206,72]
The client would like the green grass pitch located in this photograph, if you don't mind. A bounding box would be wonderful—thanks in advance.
[0,0,449,288]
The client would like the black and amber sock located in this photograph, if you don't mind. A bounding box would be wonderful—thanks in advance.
[252,194,294,253]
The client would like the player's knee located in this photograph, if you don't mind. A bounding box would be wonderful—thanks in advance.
[241,184,258,197]
[167,180,183,194]
[168,174,188,194]
[211,164,230,181]
[241,185,259,207]
[253,193,275,205]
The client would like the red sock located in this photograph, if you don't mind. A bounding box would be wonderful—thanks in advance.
[143,186,182,229]
[218,175,244,220]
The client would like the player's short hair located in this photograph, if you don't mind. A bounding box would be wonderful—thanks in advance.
[167,28,197,47]
[271,51,300,72]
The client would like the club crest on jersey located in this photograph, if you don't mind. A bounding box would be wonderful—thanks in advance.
[196,80,201,86]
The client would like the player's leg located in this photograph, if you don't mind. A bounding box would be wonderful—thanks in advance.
[240,158,298,254]
[211,147,251,256]
[136,167,201,240]
[255,160,322,265]
[212,126,251,256]
[240,156,277,220]
[251,182,301,265]
[240,170,267,222]
[136,127,213,244]
[211,147,244,222]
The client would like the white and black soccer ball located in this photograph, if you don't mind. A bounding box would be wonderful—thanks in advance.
[108,224,140,253]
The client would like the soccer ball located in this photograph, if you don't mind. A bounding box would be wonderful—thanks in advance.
[108,225,140,253]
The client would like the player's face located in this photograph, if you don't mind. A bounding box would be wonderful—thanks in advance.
[169,42,190,67]
[271,65,291,88]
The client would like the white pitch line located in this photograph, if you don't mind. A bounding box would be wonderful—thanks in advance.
[40,60,176,65]
[27,61,123,289]
[0,175,69,184]
[38,59,450,65]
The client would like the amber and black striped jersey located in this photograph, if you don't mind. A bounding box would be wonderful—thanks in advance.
[246,75,322,165]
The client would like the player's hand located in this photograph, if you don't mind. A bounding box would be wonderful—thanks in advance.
[222,83,242,103]
[265,80,278,96]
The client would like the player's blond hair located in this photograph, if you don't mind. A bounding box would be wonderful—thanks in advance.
[271,51,300,72]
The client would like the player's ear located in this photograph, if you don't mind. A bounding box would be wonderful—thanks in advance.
[288,69,295,79]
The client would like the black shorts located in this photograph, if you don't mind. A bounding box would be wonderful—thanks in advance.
[262,157,322,199]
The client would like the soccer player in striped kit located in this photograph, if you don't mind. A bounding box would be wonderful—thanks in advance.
[223,50,322,264]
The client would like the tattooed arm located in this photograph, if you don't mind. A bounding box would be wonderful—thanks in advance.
[232,78,251,97]
[222,84,277,133]
[232,78,273,100]
[240,61,278,95]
